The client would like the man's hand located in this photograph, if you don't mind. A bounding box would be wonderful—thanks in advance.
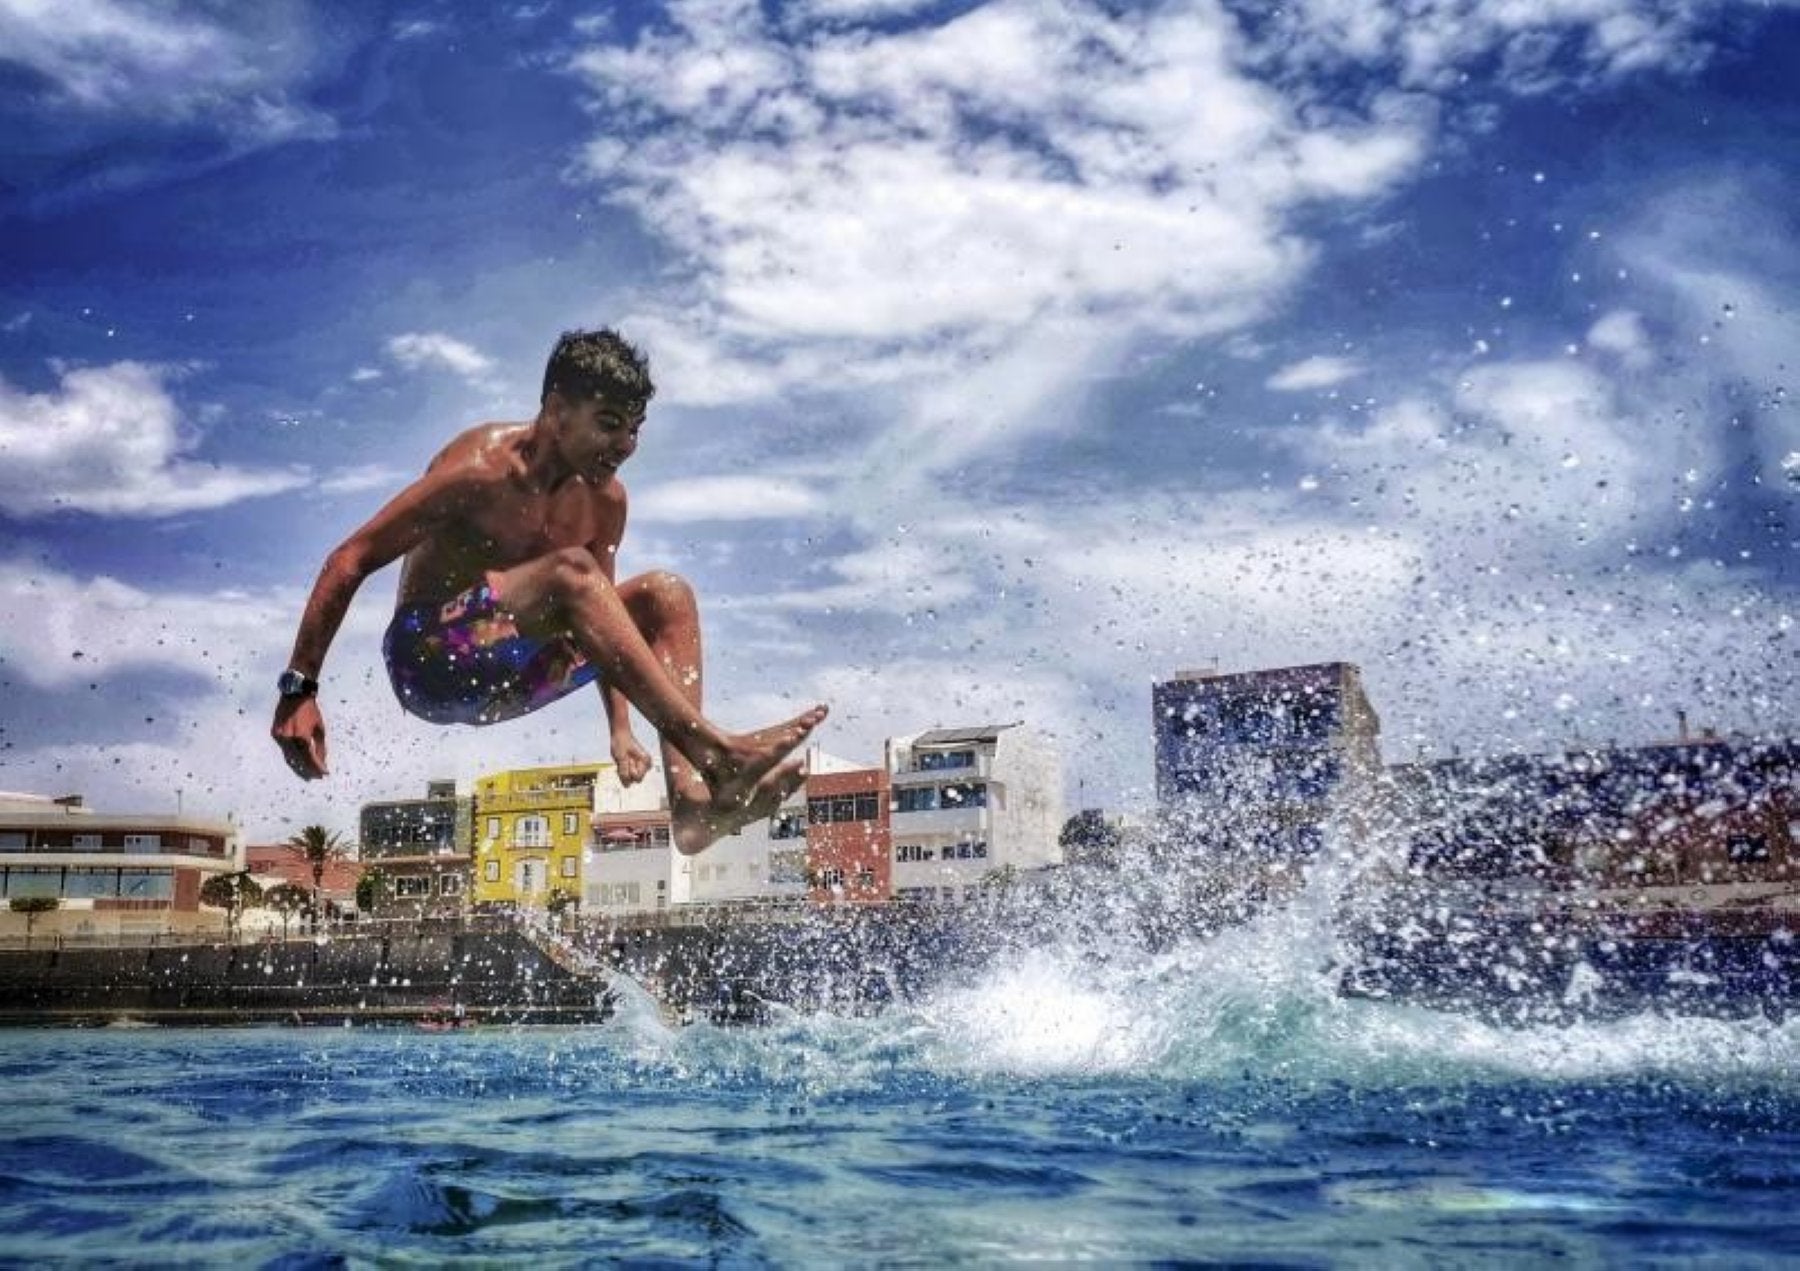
[611,731,652,786]
[272,696,329,780]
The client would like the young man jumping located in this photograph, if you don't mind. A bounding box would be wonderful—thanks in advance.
[271,328,826,853]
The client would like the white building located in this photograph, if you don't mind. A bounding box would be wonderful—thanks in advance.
[886,724,1064,903]
[583,761,683,919]
[583,748,862,918]
[0,792,240,940]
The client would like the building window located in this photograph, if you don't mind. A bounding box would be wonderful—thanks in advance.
[895,844,933,863]
[560,856,578,878]
[596,881,642,906]
[946,840,988,861]
[771,812,806,840]
[808,794,882,824]
[118,869,172,900]
[486,816,501,841]
[563,812,580,836]
[894,787,937,814]
[0,832,28,850]
[917,749,975,771]
[123,834,162,852]
[440,874,465,896]
[3,867,60,898]
[484,860,500,882]
[940,783,986,809]
[72,833,103,851]
[64,868,119,898]
[394,876,433,899]
[816,867,845,889]
[514,816,550,849]
[855,869,876,888]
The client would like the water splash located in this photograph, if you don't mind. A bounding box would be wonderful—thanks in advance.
[588,832,1800,1095]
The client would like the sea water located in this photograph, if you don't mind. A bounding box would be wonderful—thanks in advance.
[3,911,1800,1269]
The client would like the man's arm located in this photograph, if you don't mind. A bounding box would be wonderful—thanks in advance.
[272,462,475,780]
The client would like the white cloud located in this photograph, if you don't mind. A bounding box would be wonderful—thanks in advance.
[570,0,1420,416]
[0,560,649,839]
[1302,356,1711,550]
[1586,309,1652,369]
[386,332,496,381]
[0,0,334,142]
[1267,355,1365,392]
[318,463,410,497]
[631,474,828,523]
[0,361,308,517]
[348,366,384,384]
[1262,0,1732,94]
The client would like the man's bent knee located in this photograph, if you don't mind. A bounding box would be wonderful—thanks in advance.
[630,570,697,626]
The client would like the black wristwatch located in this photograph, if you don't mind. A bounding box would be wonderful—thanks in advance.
[277,669,320,699]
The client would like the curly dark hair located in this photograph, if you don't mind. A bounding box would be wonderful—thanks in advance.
[540,328,655,409]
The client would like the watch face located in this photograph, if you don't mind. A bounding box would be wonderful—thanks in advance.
[279,670,314,697]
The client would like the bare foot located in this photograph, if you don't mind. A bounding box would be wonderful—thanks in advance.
[673,756,810,854]
[704,704,827,811]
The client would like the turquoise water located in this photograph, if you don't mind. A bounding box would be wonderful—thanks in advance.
[4,928,1800,1267]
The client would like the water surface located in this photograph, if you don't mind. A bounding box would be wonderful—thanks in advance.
[3,935,1799,1266]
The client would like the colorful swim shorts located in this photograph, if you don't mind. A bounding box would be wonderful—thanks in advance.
[383,578,598,726]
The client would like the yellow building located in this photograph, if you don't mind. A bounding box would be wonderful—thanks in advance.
[471,764,602,910]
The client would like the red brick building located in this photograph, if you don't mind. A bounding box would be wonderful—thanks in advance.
[804,767,891,904]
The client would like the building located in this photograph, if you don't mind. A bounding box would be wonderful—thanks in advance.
[472,763,602,911]
[804,765,891,904]
[1392,735,1800,891]
[357,779,474,917]
[577,726,1067,917]
[0,792,239,940]
[1152,662,1382,858]
[588,748,863,916]
[242,843,361,917]
[585,762,682,920]
[886,724,1064,904]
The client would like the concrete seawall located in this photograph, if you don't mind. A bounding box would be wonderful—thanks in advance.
[0,902,1012,1028]
[0,926,612,1026]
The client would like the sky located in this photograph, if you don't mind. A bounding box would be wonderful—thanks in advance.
[1,0,1796,842]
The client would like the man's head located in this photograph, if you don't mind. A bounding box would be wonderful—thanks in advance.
[541,328,655,413]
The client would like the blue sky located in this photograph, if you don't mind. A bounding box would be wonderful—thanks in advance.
[2,0,1796,840]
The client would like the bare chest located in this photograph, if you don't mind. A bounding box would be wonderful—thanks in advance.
[466,487,603,558]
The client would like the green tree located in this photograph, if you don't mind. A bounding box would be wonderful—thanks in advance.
[9,895,59,941]
[545,886,579,926]
[264,883,311,939]
[284,825,353,917]
[355,867,386,914]
[200,871,264,939]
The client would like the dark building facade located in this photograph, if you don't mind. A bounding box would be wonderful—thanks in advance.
[357,779,474,917]
[1152,662,1382,858]
[1390,736,1800,889]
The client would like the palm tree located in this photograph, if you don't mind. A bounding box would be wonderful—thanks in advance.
[284,825,353,922]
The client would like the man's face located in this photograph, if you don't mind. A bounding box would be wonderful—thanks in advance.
[557,392,645,481]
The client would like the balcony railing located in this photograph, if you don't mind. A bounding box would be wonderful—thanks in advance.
[891,752,993,785]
